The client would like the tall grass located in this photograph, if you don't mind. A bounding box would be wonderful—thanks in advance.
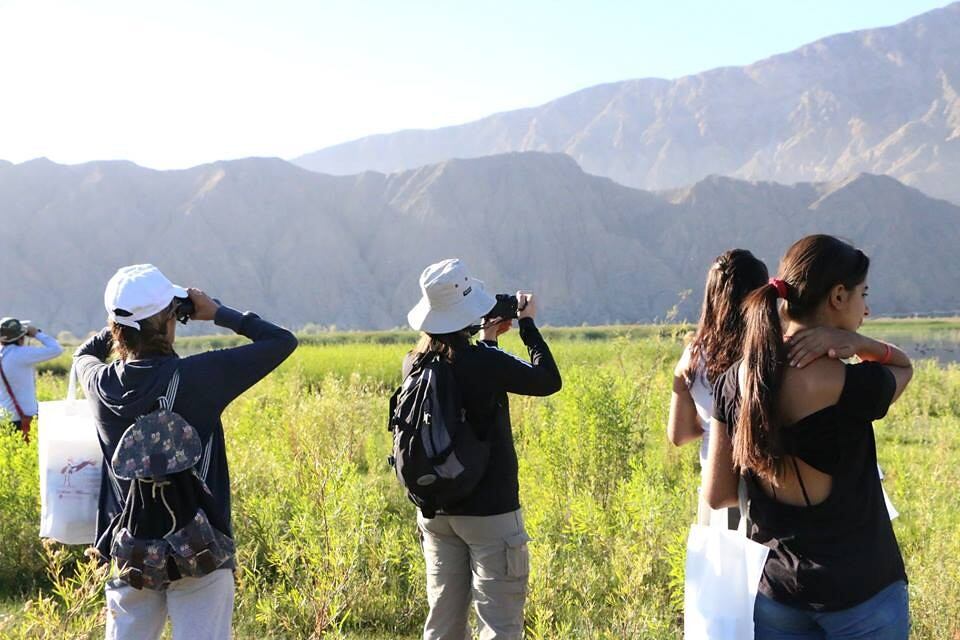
[1,332,959,638]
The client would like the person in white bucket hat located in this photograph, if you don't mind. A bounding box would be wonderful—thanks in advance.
[74,264,297,640]
[402,258,562,640]
[407,258,498,334]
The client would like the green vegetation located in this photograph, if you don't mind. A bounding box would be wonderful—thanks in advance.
[2,323,959,638]
[41,318,960,374]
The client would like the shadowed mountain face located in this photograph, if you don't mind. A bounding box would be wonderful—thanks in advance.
[293,3,960,204]
[1,153,958,334]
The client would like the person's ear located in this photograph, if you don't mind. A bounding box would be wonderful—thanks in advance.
[828,284,848,311]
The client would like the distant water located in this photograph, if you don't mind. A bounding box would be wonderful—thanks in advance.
[897,339,960,365]
[870,326,960,365]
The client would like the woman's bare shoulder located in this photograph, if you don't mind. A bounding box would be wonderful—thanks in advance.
[780,357,846,419]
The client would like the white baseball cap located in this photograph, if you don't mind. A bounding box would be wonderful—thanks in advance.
[407,259,497,334]
[104,264,188,330]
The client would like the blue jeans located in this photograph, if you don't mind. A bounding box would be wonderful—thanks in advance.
[754,581,909,639]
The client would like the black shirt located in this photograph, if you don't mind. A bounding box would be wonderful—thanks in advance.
[401,318,561,516]
[74,306,298,564]
[713,360,907,611]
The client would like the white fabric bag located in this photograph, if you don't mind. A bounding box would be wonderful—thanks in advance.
[37,367,102,544]
[877,464,899,520]
[684,480,770,639]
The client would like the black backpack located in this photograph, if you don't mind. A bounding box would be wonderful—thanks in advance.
[102,370,234,591]
[388,352,489,517]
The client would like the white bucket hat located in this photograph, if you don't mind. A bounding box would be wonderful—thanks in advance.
[104,264,188,330]
[407,259,496,334]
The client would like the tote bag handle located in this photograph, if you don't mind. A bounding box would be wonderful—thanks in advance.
[737,477,750,536]
[66,364,79,401]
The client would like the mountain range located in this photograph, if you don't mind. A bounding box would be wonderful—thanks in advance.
[2,153,958,334]
[294,2,960,204]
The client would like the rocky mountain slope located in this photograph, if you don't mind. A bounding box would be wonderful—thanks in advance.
[2,153,957,334]
[294,3,960,204]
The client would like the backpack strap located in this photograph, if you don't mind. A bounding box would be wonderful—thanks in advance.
[158,370,180,411]
[390,351,437,432]
[124,481,138,531]
[0,357,27,422]
[105,453,124,504]
[106,368,182,501]
[156,368,215,482]
[387,387,400,432]
[156,367,215,483]
[199,438,213,482]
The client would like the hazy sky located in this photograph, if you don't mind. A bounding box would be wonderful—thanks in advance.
[0,0,950,169]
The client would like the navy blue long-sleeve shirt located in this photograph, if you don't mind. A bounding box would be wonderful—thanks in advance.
[74,305,297,562]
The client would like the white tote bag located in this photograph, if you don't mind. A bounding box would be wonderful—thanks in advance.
[684,481,770,639]
[37,366,102,544]
[878,464,899,520]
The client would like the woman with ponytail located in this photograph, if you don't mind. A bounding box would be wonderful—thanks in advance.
[667,249,768,528]
[704,235,913,638]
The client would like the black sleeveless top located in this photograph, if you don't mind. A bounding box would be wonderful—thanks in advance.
[713,361,907,611]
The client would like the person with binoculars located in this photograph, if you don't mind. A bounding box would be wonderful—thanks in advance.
[399,258,562,640]
[0,317,64,440]
[74,264,297,640]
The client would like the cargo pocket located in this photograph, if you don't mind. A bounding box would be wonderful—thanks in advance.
[165,509,235,579]
[111,528,170,591]
[504,532,531,578]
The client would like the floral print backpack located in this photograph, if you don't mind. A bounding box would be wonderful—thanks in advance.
[107,370,234,591]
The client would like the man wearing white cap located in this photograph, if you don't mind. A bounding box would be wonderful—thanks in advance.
[74,264,297,640]
[403,258,562,640]
[0,317,64,439]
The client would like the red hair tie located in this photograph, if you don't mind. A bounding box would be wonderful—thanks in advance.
[768,278,788,299]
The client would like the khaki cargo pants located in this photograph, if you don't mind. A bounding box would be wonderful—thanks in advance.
[417,509,531,640]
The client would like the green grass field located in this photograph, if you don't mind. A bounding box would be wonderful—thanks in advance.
[2,322,959,638]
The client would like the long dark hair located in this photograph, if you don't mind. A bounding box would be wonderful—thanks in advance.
[735,235,870,481]
[110,303,176,361]
[412,330,472,363]
[687,249,769,385]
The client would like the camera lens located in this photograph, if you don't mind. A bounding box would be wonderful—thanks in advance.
[485,294,519,320]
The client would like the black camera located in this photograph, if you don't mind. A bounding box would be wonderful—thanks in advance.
[485,294,519,321]
[173,297,195,324]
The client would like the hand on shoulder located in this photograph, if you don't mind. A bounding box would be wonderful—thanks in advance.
[785,327,862,368]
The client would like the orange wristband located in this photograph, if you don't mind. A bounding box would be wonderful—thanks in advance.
[878,342,892,365]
